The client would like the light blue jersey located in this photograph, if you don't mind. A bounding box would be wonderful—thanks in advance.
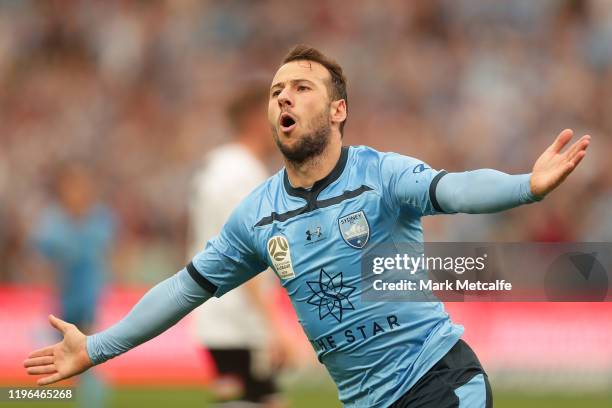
[88,144,536,405]
[33,204,116,326]
[189,145,464,407]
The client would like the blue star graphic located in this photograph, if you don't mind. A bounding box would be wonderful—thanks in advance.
[306,269,356,322]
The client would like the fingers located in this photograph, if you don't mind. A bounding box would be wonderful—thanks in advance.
[559,149,587,182]
[27,364,57,375]
[549,129,574,153]
[564,134,590,160]
[24,356,54,367]
[37,373,64,386]
[49,314,71,335]
[25,350,59,380]
[570,150,587,168]
[28,345,56,359]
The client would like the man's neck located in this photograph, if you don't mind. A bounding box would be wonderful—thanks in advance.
[284,137,343,189]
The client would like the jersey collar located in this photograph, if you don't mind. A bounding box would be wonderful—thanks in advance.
[283,146,349,202]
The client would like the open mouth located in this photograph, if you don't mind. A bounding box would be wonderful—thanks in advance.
[279,113,297,133]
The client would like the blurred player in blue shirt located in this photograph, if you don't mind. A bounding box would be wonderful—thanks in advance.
[25,46,590,408]
[33,162,116,331]
[32,162,115,408]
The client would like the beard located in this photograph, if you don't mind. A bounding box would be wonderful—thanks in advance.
[272,108,331,166]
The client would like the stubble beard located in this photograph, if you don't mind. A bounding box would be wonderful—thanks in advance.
[272,108,331,166]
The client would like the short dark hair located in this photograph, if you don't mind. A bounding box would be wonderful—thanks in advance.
[282,45,348,134]
[227,83,269,132]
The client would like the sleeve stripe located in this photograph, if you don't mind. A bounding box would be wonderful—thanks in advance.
[429,170,448,213]
[186,261,218,295]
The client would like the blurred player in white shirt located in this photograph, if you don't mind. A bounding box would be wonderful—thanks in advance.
[188,84,289,407]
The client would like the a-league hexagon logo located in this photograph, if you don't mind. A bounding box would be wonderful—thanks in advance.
[267,235,295,280]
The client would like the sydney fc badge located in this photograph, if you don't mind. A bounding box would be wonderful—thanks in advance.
[338,210,370,249]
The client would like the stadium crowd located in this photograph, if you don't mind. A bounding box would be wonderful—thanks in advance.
[1,0,611,285]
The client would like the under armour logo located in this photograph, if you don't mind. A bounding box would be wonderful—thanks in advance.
[306,226,322,241]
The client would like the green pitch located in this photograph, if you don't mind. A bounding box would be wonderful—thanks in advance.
[2,386,610,407]
[112,388,610,408]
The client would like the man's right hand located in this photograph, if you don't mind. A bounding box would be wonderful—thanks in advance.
[23,315,94,385]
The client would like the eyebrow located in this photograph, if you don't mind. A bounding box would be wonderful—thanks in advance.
[270,78,316,91]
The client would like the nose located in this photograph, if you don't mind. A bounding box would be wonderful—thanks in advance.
[277,88,293,109]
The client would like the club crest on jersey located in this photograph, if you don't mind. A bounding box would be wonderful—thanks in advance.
[338,210,370,249]
[267,235,295,280]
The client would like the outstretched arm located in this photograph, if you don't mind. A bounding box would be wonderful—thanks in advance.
[434,129,590,214]
[434,170,535,214]
[24,268,211,385]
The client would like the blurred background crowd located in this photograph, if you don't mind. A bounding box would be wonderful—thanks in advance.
[1,0,611,283]
[2,1,612,406]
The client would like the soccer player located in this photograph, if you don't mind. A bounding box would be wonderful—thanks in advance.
[31,162,115,408]
[24,45,590,408]
[188,84,290,407]
[33,162,116,333]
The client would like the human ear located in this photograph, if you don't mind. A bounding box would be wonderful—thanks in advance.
[330,99,347,126]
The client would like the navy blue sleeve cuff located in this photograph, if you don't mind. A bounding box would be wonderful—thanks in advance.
[429,170,448,213]
[186,261,218,295]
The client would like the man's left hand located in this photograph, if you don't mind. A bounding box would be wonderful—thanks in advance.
[530,128,590,199]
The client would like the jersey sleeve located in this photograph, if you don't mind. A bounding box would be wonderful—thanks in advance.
[187,199,268,297]
[87,268,211,365]
[434,170,539,214]
[379,152,448,216]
